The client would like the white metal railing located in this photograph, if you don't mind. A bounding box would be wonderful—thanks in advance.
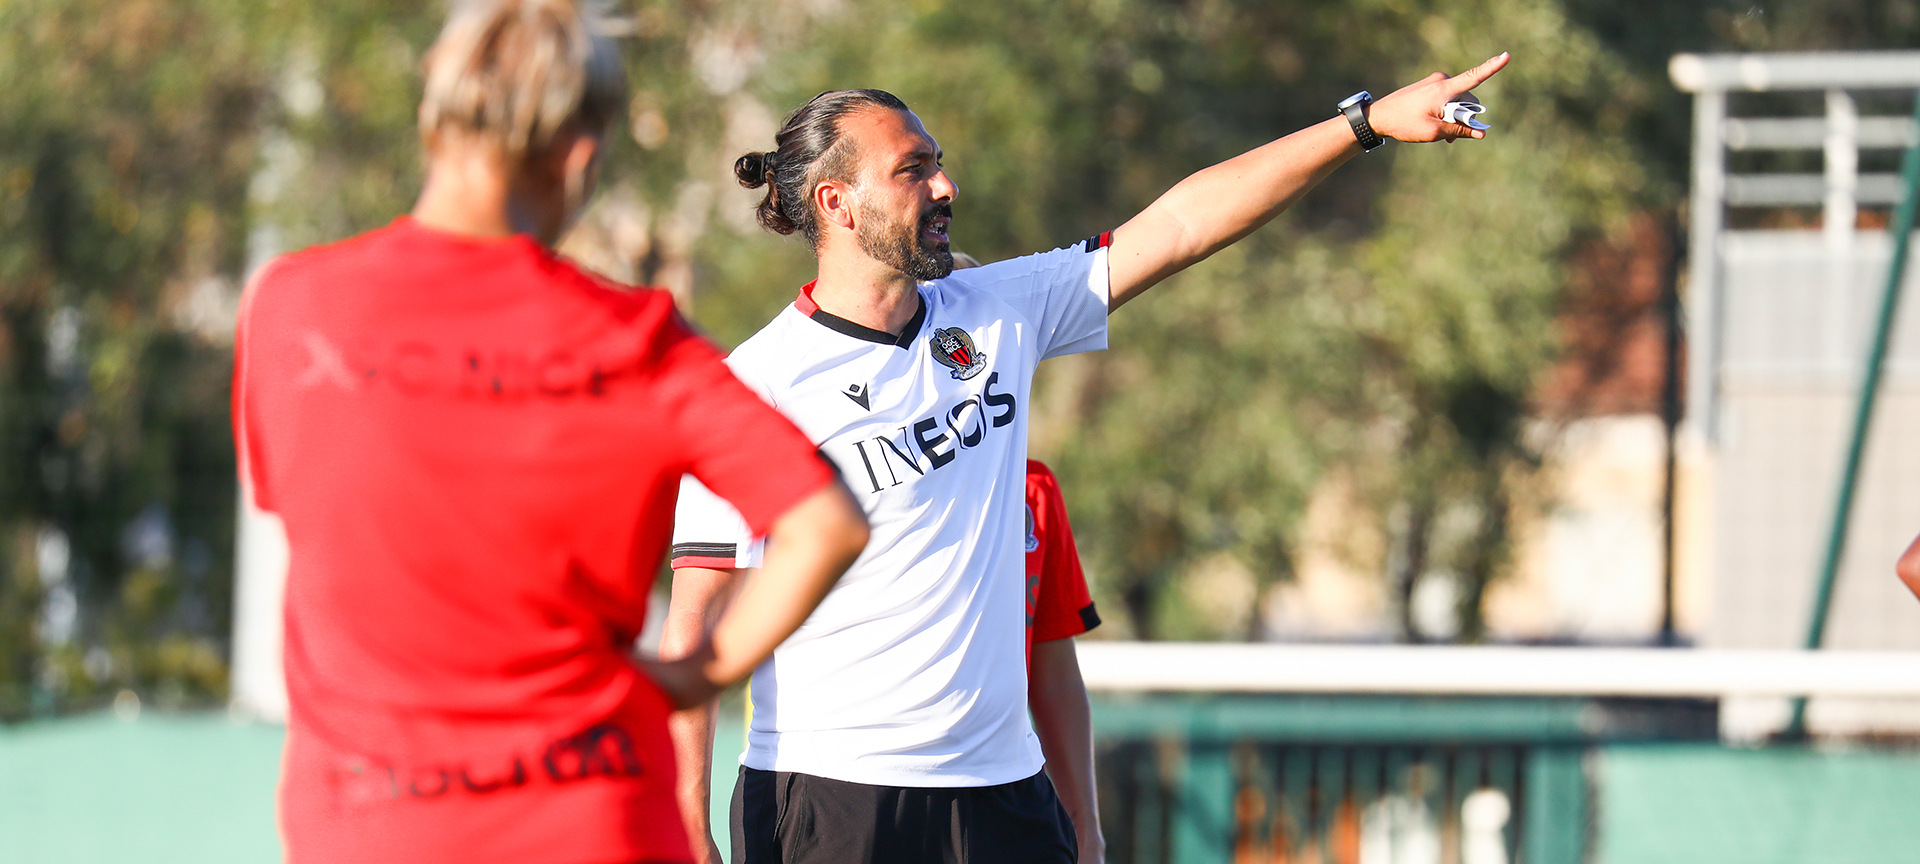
[1670,52,1920,442]
[1076,642,1920,699]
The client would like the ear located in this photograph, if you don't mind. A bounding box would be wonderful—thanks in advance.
[816,179,857,233]
[562,132,602,190]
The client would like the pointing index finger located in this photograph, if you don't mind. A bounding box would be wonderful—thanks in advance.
[1454,52,1511,89]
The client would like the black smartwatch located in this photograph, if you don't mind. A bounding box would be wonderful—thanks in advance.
[1338,91,1384,152]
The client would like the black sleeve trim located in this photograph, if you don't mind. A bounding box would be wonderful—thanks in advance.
[816,447,845,483]
[1078,603,1102,632]
[670,542,739,560]
[1081,231,1114,253]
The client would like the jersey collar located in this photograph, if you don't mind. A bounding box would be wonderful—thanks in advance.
[793,281,927,348]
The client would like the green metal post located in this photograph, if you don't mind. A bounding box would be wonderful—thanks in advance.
[1316,747,1346,849]
[1283,746,1313,858]
[1788,89,1920,738]
[1135,747,1165,864]
[1489,747,1522,862]
[1173,741,1235,864]
[1523,745,1587,864]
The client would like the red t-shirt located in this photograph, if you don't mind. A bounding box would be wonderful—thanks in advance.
[1023,460,1100,670]
[233,217,834,864]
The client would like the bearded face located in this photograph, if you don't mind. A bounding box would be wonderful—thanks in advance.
[855,197,954,282]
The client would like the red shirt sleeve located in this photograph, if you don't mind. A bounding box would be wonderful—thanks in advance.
[1027,460,1099,647]
[232,263,279,512]
[653,312,835,536]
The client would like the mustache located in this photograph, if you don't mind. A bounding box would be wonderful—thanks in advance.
[919,203,953,227]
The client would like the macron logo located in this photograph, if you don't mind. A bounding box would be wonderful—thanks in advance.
[843,383,872,410]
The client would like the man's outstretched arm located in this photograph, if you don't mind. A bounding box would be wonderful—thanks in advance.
[1107,53,1511,311]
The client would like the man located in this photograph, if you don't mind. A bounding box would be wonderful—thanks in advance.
[668,56,1510,864]
[232,2,867,862]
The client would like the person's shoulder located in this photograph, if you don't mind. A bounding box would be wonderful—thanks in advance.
[718,307,812,382]
[532,269,691,365]
[931,238,1106,304]
[255,224,393,282]
[241,226,405,317]
[1025,458,1063,503]
[551,259,681,322]
[727,307,803,354]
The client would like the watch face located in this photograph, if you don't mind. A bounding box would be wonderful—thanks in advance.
[1338,90,1373,110]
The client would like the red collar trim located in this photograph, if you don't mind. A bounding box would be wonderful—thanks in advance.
[793,281,821,316]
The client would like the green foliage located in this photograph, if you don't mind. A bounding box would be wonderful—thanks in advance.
[1339,0,1657,641]
[0,0,263,718]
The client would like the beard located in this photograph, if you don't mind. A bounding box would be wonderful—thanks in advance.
[856,200,954,281]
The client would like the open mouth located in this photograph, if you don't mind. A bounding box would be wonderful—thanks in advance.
[921,207,952,245]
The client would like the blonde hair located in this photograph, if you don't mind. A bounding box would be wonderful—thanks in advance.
[418,0,627,160]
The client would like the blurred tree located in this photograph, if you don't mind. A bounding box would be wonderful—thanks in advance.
[0,0,272,717]
[1342,0,1657,642]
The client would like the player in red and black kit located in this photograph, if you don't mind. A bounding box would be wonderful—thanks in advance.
[1022,459,1107,864]
[231,3,867,862]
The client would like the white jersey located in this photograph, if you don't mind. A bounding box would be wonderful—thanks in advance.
[672,235,1111,787]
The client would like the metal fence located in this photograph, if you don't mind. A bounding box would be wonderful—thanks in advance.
[1100,737,1541,864]
[1077,643,1920,864]
[1091,693,1711,864]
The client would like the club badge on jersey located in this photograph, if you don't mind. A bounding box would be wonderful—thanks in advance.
[930,327,987,380]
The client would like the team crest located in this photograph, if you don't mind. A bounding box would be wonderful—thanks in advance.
[929,327,987,380]
[1024,504,1040,553]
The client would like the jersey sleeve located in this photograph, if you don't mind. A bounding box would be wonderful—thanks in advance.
[1027,462,1100,643]
[950,234,1110,361]
[653,314,835,547]
[670,476,764,569]
[232,260,280,512]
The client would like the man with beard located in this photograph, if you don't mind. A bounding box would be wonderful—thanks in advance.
[665,62,1508,864]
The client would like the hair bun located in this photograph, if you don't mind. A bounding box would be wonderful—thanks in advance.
[734,151,773,189]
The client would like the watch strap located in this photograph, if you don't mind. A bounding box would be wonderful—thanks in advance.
[1340,97,1384,152]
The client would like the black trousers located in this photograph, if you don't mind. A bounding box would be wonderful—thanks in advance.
[730,766,1078,864]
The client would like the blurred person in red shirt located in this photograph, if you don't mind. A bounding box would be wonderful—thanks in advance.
[1019,458,1107,864]
[231,2,867,862]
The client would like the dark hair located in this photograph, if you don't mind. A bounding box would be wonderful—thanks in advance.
[734,89,909,249]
